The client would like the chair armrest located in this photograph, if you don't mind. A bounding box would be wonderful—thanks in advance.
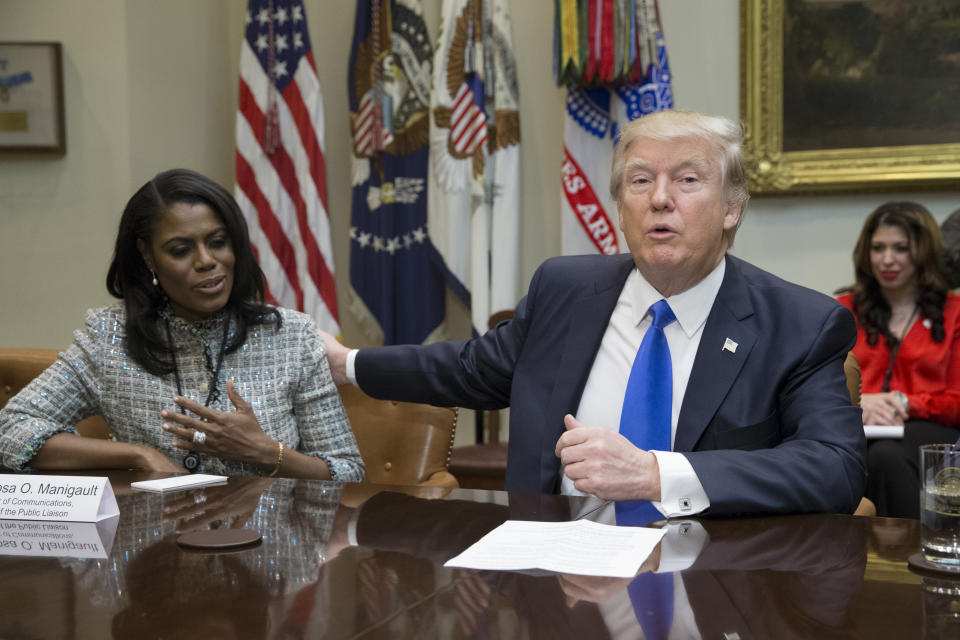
[853,497,876,517]
[419,471,459,489]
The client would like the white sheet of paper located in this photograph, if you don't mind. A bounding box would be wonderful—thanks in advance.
[864,425,904,439]
[444,519,666,578]
[130,474,228,493]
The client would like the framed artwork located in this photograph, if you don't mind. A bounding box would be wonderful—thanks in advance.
[741,0,960,194]
[0,42,66,153]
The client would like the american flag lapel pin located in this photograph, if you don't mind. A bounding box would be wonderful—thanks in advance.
[722,337,738,354]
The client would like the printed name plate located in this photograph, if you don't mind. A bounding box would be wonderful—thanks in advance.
[0,475,119,522]
[0,516,119,559]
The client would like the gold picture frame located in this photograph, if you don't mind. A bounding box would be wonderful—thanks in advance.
[740,0,960,194]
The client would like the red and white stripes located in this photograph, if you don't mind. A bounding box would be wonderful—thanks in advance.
[353,91,395,157]
[235,40,339,333]
[450,81,488,155]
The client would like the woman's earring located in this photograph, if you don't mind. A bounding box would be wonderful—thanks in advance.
[151,271,158,287]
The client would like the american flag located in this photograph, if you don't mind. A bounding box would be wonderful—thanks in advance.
[428,0,521,336]
[235,0,339,334]
[352,90,394,158]
[450,74,487,155]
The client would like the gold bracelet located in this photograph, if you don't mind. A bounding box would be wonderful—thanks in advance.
[268,441,284,477]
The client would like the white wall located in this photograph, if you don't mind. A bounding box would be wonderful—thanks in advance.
[0,0,131,347]
[2,0,957,347]
[125,1,236,188]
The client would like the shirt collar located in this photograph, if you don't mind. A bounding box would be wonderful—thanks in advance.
[628,258,726,338]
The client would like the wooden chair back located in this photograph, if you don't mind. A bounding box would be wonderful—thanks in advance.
[447,310,514,489]
[842,351,876,517]
[337,384,458,488]
[843,351,861,407]
[0,348,110,439]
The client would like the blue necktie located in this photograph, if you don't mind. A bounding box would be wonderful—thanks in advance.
[616,500,674,640]
[616,299,675,640]
[619,299,676,452]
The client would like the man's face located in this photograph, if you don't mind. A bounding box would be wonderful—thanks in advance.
[617,135,741,296]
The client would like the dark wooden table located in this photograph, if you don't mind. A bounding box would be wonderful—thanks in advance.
[0,471,949,638]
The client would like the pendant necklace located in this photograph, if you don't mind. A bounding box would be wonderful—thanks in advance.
[164,316,230,472]
[881,303,919,393]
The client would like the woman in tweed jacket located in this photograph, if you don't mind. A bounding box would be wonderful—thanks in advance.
[0,169,363,481]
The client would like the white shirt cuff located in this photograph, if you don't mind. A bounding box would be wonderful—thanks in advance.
[345,349,359,386]
[655,519,709,573]
[651,450,710,517]
[346,504,362,546]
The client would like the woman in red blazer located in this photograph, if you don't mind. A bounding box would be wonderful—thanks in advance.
[838,201,960,518]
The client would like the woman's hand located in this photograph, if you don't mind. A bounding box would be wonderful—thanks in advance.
[161,379,278,468]
[29,433,184,473]
[861,392,909,426]
[162,478,273,532]
[134,445,186,473]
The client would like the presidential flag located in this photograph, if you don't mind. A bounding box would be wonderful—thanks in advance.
[347,0,444,346]
[429,0,521,335]
[235,0,339,334]
[559,1,673,256]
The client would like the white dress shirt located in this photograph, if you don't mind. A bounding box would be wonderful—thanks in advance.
[560,261,726,516]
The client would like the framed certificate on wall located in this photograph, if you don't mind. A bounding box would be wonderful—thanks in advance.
[0,42,66,154]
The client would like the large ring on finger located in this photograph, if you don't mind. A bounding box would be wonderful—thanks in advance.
[192,430,207,445]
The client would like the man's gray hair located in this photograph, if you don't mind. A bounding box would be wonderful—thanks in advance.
[609,110,750,245]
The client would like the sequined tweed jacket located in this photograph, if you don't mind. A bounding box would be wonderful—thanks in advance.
[0,304,364,481]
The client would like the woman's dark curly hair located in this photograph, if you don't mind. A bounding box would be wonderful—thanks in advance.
[850,201,948,347]
[106,169,279,375]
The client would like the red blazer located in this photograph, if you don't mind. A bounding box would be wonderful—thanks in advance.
[838,292,960,427]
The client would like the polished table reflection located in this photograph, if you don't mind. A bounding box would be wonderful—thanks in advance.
[0,471,943,638]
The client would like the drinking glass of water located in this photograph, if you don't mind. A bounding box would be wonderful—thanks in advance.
[920,444,960,566]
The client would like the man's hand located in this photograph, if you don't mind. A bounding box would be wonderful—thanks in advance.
[557,543,661,607]
[555,414,661,501]
[318,329,351,386]
[861,392,908,426]
[557,573,634,607]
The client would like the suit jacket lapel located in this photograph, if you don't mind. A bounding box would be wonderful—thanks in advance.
[541,255,634,491]
[675,256,757,452]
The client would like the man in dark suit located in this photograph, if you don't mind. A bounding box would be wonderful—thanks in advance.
[322,110,866,516]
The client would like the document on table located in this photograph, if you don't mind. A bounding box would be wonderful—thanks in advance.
[864,425,904,439]
[444,519,666,578]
